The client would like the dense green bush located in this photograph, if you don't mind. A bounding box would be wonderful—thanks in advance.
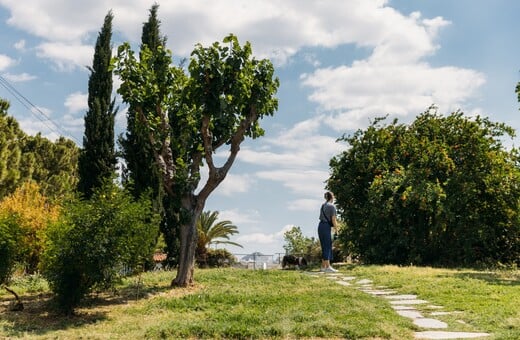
[41,183,159,314]
[329,109,520,267]
[200,248,236,268]
[0,213,21,284]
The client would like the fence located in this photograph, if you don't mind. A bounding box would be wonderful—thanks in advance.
[231,253,285,270]
[231,252,321,270]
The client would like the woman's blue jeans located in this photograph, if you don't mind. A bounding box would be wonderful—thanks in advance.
[318,221,333,261]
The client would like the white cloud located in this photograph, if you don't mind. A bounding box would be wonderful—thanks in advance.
[256,169,328,197]
[214,173,256,196]
[239,117,344,169]
[227,224,300,256]
[31,105,51,118]
[288,198,321,212]
[1,0,109,42]
[303,62,486,131]
[218,209,260,226]
[235,117,345,201]
[14,39,25,50]
[3,72,36,82]
[36,42,93,71]
[61,114,84,132]
[235,224,292,247]
[0,0,449,66]
[18,117,58,141]
[64,91,87,113]
[0,54,16,71]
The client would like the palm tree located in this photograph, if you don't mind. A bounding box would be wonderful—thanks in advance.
[196,211,242,266]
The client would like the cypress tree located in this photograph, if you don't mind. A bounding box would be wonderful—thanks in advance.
[120,4,181,265]
[78,11,117,198]
[121,4,165,198]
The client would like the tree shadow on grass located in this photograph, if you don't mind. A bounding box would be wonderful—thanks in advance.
[453,271,519,286]
[0,280,175,338]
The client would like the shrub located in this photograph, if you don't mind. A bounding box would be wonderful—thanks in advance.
[0,213,21,285]
[41,183,159,314]
[0,181,60,273]
[205,249,236,268]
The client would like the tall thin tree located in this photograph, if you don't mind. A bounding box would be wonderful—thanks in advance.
[121,4,165,198]
[119,4,181,265]
[78,11,117,198]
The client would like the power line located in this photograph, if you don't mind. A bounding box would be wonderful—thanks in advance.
[0,74,81,144]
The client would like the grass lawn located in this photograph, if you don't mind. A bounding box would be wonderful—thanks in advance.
[0,265,518,339]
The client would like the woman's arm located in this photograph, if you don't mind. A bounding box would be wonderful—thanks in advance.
[331,215,338,234]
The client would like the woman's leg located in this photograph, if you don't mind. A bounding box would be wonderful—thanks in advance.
[318,222,332,268]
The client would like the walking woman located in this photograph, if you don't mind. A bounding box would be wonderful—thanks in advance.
[318,191,339,272]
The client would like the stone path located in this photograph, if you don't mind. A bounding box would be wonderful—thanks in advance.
[307,271,490,339]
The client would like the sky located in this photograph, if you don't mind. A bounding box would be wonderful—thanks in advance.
[1,0,519,257]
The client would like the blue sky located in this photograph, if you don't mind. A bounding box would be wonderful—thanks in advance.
[1,0,519,256]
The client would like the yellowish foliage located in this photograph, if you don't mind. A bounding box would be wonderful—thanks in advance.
[0,181,60,271]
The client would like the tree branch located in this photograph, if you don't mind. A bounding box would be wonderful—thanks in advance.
[198,106,258,203]
[136,106,175,196]
[3,285,23,311]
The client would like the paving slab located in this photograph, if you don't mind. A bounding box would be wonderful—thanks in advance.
[414,331,490,339]
[356,279,373,284]
[414,318,448,329]
[385,294,418,300]
[341,276,357,281]
[364,290,397,295]
[390,299,429,305]
[393,305,418,310]
[397,310,423,319]
[336,281,351,286]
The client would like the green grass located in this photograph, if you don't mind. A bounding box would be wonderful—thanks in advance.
[349,265,520,340]
[0,265,518,339]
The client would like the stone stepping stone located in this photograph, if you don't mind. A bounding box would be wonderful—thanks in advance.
[356,279,373,284]
[364,290,397,295]
[414,331,490,339]
[393,305,418,310]
[397,310,423,319]
[390,299,429,305]
[341,276,356,281]
[336,281,351,286]
[385,294,417,300]
[359,284,373,289]
[414,318,448,329]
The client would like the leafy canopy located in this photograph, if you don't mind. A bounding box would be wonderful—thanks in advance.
[328,108,520,266]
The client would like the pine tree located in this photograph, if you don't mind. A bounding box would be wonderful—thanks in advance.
[0,99,23,199]
[77,11,117,198]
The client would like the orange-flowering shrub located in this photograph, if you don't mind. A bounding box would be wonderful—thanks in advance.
[0,181,60,273]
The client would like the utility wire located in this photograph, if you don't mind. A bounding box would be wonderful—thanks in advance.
[0,74,81,144]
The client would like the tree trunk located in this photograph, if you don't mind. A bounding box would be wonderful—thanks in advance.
[171,199,202,287]
[3,285,23,311]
